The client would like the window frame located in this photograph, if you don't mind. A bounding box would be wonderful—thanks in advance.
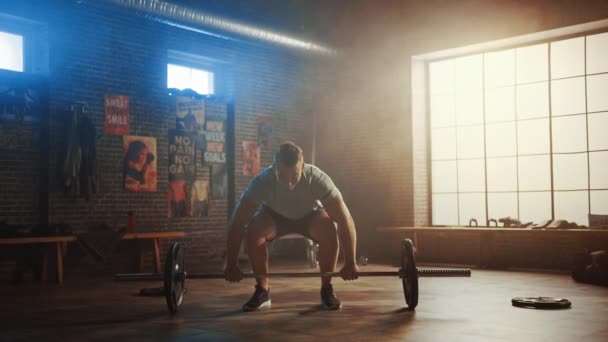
[167,49,227,97]
[423,25,608,227]
[0,12,48,75]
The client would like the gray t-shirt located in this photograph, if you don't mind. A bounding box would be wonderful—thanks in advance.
[241,164,341,220]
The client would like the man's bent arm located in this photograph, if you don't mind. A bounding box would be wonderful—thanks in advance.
[322,195,357,265]
[226,197,259,267]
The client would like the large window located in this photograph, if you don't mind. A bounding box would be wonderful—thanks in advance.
[430,32,608,226]
[0,31,24,72]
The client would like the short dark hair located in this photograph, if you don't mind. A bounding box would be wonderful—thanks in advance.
[125,141,147,163]
[274,141,303,167]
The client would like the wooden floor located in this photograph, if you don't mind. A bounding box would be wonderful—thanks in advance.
[1,262,607,342]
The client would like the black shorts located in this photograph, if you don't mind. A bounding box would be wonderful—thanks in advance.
[255,205,325,243]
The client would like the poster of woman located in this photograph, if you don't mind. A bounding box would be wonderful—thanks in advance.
[123,136,157,192]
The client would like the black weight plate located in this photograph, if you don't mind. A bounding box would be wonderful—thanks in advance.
[511,297,571,309]
[164,242,185,314]
[401,239,418,309]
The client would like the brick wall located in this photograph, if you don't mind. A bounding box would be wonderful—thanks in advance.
[0,116,40,227]
[0,1,322,273]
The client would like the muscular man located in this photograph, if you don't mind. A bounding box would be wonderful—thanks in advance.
[224,141,359,311]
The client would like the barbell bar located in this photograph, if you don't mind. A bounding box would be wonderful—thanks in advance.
[115,269,471,281]
[113,239,471,314]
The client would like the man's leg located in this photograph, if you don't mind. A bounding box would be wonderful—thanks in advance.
[246,211,277,291]
[307,210,339,288]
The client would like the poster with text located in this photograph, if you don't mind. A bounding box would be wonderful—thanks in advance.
[175,96,205,133]
[242,140,261,176]
[211,164,228,200]
[168,180,189,218]
[256,115,273,148]
[123,135,157,192]
[168,129,196,182]
[104,95,130,135]
[204,119,226,164]
[190,180,209,217]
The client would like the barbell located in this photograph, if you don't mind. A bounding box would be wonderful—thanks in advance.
[114,239,471,314]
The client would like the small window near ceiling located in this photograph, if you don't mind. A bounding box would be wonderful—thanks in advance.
[0,31,24,72]
[167,63,214,95]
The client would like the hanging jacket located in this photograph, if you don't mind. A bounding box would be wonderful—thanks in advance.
[79,115,97,200]
[62,111,97,199]
[62,111,81,197]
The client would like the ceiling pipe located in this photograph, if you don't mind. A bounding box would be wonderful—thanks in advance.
[91,0,336,55]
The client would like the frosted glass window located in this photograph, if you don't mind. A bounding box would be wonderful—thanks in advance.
[432,194,459,225]
[516,82,549,119]
[554,191,589,225]
[485,87,516,123]
[591,190,608,214]
[457,125,485,159]
[553,153,588,190]
[454,54,483,90]
[587,74,608,112]
[488,193,518,222]
[0,31,24,72]
[189,68,215,95]
[552,115,588,153]
[458,193,486,225]
[587,32,608,74]
[518,155,551,191]
[486,122,517,157]
[485,49,515,88]
[519,192,552,224]
[457,159,486,192]
[430,94,455,128]
[431,127,457,160]
[551,77,586,116]
[168,64,190,88]
[487,157,518,192]
[432,160,458,193]
[590,151,608,189]
[167,64,214,95]
[588,112,608,150]
[455,90,484,126]
[429,60,454,94]
[427,32,608,227]
[517,118,550,155]
[551,37,585,79]
[516,43,548,84]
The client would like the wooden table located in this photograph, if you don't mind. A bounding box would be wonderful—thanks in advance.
[122,231,185,273]
[0,235,77,285]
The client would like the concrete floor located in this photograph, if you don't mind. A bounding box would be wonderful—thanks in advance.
[1,262,607,342]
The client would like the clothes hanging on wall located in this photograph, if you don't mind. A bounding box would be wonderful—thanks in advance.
[62,109,97,199]
[79,115,97,199]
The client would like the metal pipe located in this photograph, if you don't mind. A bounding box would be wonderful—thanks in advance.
[86,0,335,55]
[188,271,402,279]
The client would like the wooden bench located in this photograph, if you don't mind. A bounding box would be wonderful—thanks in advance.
[377,226,608,270]
[0,235,77,285]
[122,231,185,273]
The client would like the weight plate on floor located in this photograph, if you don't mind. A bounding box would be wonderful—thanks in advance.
[511,297,571,309]
[164,242,185,314]
[401,239,418,309]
